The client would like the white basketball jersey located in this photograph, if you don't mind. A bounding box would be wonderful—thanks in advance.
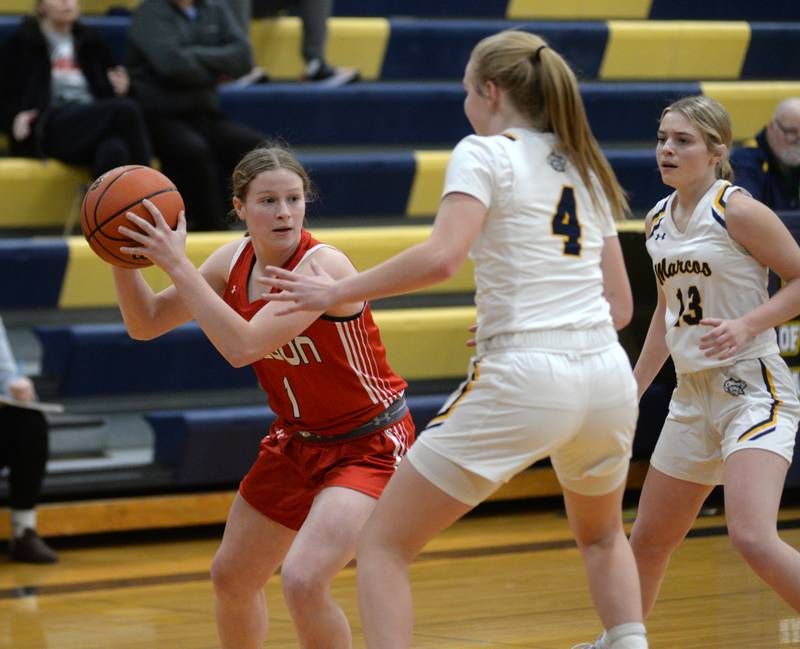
[645,179,779,374]
[443,128,617,341]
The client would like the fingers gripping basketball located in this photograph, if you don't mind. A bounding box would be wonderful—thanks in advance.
[81,165,184,268]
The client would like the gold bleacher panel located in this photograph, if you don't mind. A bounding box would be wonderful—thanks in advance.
[250,17,389,81]
[407,151,450,217]
[508,0,652,20]
[59,227,475,308]
[702,81,800,140]
[0,0,141,13]
[601,21,750,80]
[0,158,89,228]
[375,306,475,380]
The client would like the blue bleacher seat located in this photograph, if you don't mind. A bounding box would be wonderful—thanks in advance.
[148,393,450,485]
[333,0,508,18]
[34,323,257,398]
[381,19,607,80]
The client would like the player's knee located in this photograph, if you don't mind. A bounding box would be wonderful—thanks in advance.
[280,560,327,608]
[210,552,252,597]
[357,520,412,567]
[573,522,624,553]
[728,522,772,568]
[630,519,680,558]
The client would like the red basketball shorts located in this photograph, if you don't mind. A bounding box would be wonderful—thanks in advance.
[239,412,415,530]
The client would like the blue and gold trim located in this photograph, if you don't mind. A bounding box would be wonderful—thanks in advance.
[710,181,732,229]
[647,199,669,240]
[424,361,481,431]
[737,359,782,443]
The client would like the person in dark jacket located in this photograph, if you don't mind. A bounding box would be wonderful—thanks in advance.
[126,0,267,231]
[0,316,58,564]
[0,0,152,179]
[731,98,800,212]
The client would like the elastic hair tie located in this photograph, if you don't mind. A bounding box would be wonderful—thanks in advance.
[531,44,548,63]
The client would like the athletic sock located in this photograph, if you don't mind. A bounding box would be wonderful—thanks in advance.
[606,622,648,649]
[11,509,36,539]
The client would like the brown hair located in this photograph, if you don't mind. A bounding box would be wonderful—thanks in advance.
[470,30,629,219]
[661,95,734,180]
[231,143,315,204]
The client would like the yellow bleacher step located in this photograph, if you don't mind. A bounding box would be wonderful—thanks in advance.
[0,158,89,228]
[508,0,651,19]
[601,21,751,80]
[60,228,475,308]
[250,17,389,81]
[0,0,139,13]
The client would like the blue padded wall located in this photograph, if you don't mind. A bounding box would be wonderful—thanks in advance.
[582,83,700,142]
[0,240,67,309]
[81,16,130,64]
[742,24,800,80]
[333,0,508,18]
[299,151,415,218]
[606,149,663,213]
[648,0,800,20]
[35,323,257,397]
[0,16,129,65]
[381,20,607,81]
[221,82,700,149]
[149,393,450,485]
[220,83,472,146]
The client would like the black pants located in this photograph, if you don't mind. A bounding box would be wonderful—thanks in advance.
[41,97,153,179]
[251,0,331,62]
[0,407,49,511]
[144,111,265,231]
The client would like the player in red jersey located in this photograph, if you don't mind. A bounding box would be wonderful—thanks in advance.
[110,145,414,649]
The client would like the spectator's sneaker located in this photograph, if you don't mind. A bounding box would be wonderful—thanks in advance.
[229,67,271,89]
[303,58,359,87]
[10,529,59,564]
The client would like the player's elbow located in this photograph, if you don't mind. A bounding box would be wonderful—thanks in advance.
[124,321,159,341]
[225,345,262,368]
[226,350,253,368]
[429,249,463,282]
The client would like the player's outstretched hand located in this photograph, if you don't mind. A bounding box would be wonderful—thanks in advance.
[698,317,753,360]
[119,199,188,272]
[260,260,336,315]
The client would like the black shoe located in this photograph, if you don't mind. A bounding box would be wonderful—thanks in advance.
[303,58,359,87]
[10,529,59,564]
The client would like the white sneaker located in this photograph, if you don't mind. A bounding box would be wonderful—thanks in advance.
[571,633,606,649]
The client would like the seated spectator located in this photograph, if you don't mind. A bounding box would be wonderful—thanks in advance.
[0,316,58,564]
[0,0,152,181]
[126,0,267,231]
[252,0,359,85]
[731,98,800,211]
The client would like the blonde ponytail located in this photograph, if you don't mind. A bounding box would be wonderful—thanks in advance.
[470,30,629,219]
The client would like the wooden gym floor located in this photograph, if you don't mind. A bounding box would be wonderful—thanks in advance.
[2,498,800,649]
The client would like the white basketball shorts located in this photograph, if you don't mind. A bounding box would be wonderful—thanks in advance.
[407,327,639,506]
[651,354,800,486]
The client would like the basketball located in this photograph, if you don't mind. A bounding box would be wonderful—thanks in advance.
[81,165,184,269]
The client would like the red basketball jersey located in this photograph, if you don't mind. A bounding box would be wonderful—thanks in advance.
[223,230,407,437]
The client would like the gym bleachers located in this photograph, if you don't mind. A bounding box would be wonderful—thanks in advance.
[1,1,799,532]
[2,13,800,229]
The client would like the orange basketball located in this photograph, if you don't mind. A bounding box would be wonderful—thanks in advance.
[81,165,184,269]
